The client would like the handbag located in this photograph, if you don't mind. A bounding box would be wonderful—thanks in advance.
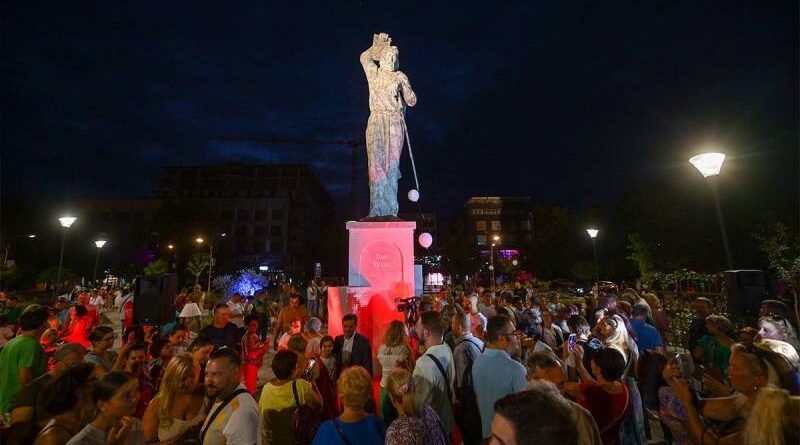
[292,380,321,445]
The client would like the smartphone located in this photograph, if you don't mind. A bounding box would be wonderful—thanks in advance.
[567,334,577,349]
[307,358,316,369]
[674,354,684,369]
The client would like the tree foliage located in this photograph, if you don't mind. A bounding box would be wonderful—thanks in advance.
[143,259,169,277]
[626,232,654,281]
[186,253,210,285]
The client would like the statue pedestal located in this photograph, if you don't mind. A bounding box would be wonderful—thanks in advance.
[327,221,416,354]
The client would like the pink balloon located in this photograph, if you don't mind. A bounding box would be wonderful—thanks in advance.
[418,232,433,249]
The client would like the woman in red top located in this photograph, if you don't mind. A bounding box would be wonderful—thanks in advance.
[241,314,268,394]
[565,347,630,445]
[61,304,92,348]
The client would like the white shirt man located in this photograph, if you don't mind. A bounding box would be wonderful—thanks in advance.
[226,295,246,329]
[413,312,456,435]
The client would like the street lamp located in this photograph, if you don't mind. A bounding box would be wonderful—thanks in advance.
[489,235,501,287]
[689,152,733,269]
[93,239,107,284]
[54,216,77,297]
[586,228,599,286]
[1,234,36,289]
[196,233,225,295]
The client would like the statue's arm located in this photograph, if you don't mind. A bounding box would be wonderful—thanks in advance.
[360,47,378,78]
[398,72,417,107]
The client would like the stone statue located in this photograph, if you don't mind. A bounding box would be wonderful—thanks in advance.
[360,33,417,220]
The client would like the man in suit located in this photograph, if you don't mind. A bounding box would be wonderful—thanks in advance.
[333,313,372,374]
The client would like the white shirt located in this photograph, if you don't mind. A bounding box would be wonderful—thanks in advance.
[201,384,261,445]
[469,311,488,337]
[227,301,245,328]
[306,286,317,301]
[413,343,456,434]
[342,334,355,366]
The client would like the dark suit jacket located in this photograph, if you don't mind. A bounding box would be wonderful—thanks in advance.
[333,332,372,375]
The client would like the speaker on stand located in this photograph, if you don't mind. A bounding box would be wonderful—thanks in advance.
[133,274,178,326]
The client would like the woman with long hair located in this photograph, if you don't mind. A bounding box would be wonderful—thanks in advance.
[33,364,99,445]
[693,314,736,382]
[317,335,338,384]
[742,385,800,445]
[142,353,207,444]
[384,368,446,445]
[241,314,268,394]
[66,371,145,445]
[758,316,800,351]
[376,320,412,425]
[591,313,639,374]
[86,326,118,371]
[666,342,799,445]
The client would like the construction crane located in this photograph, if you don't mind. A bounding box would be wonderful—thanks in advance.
[209,135,364,218]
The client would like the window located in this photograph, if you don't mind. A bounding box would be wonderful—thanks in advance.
[254,210,267,221]
[271,209,284,220]
[254,226,266,236]
[237,209,249,221]
[270,225,283,237]
[475,220,487,232]
[491,220,501,231]
[476,235,487,246]
[235,225,247,237]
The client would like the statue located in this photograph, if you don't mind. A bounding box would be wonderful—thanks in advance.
[360,33,417,220]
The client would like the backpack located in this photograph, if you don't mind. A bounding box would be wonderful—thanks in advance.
[292,380,321,445]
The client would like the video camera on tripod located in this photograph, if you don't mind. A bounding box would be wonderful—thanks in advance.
[395,296,421,326]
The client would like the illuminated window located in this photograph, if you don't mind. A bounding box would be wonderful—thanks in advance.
[491,220,501,231]
[476,220,487,232]
[477,235,487,245]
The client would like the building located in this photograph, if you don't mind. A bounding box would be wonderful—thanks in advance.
[465,197,533,250]
[79,163,333,276]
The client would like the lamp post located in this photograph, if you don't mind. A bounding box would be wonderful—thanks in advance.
[689,152,733,269]
[489,234,500,287]
[1,234,36,289]
[586,228,599,285]
[93,239,107,284]
[197,232,226,295]
[54,216,77,297]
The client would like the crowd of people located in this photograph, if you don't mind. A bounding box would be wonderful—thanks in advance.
[0,279,798,445]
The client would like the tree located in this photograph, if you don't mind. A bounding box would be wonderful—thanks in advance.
[527,205,580,279]
[442,233,479,280]
[143,259,169,277]
[626,233,654,281]
[186,253,210,286]
[753,221,800,323]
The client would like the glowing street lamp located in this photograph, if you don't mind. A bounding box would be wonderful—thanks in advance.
[54,215,77,297]
[586,228,599,285]
[489,235,501,287]
[196,233,225,294]
[93,239,107,284]
[690,152,733,269]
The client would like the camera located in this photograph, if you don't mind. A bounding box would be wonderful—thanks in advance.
[395,296,420,325]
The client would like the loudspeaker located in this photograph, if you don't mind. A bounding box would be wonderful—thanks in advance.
[726,270,770,318]
[134,274,178,325]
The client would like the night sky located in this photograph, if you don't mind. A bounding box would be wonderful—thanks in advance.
[2,1,797,221]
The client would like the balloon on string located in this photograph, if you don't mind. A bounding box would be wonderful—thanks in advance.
[407,189,420,202]
[418,232,433,249]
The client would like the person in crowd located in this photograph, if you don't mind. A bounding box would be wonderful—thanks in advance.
[312,366,386,445]
[334,313,373,374]
[145,337,174,390]
[376,319,412,425]
[277,317,302,351]
[46,307,62,332]
[693,314,736,382]
[385,368,446,445]
[201,347,259,445]
[741,385,800,445]
[252,290,271,341]
[629,303,664,354]
[66,371,145,445]
[490,385,580,445]
[86,326,118,371]
[188,335,214,381]
[412,310,456,438]
[563,314,602,381]
[537,307,564,349]
[527,379,603,445]
[114,343,153,419]
[643,293,672,342]
[757,315,800,351]
[526,351,565,390]
[0,314,14,349]
[592,313,639,375]
[259,349,321,445]
[657,353,697,445]
[226,293,246,329]
[757,338,800,369]
[665,342,799,445]
[179,285,204,333]
[564,348,630,445]
[174,288,188,317]
[465,295,488,338]
[473,313,527,440]
[760,299,796,325]
[33,363,98,445]
[317,335,338,385]
[165,324,189,356]
[143,353,208,444]
[615,301,632,319]
[478,289,496,319]
[0,305,49,413]
[241,314,268,394]
[61,305,93,348]
[303,317,323,358]
[3,296,23,328]
[687,297,714,352]
[11,342,85,426]
[306,280,318,318]
[273,294,310,349]
[119,289,137,339]
[451,310,484,445]
[290,333,338,421]
[74,294,101,332]
[557,305,579,334]
[200,304,240,350]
